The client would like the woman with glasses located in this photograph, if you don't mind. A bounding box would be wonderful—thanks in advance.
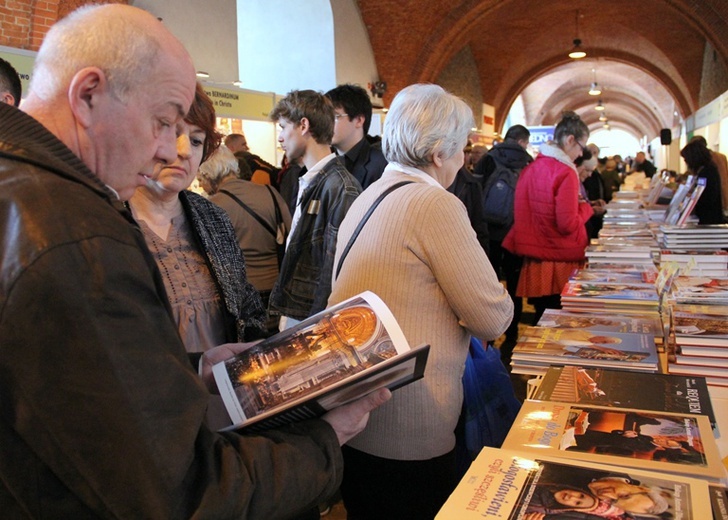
[503,111,594,323]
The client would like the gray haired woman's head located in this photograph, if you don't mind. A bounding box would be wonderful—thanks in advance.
[382,83,474,169]
[197,145,239,194]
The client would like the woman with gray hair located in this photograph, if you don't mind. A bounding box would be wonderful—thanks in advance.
[199,145,291,337]
[328,83,513,519]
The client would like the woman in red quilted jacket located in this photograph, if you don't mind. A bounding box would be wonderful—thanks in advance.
[503,112,594,323]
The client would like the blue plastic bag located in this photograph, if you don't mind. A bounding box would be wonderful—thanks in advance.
[456,337,522,475]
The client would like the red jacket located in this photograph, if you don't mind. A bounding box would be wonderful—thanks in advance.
[503,150,593,261]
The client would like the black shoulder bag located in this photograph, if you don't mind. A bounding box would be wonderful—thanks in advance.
[220,187,287,268]
[334,181,413,280]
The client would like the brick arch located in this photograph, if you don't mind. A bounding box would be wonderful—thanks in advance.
[360,0,728,139]
[1,0,128,51]
[494,50,693,136]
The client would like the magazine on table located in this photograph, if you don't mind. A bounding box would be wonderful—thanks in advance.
[561,281,659,305]
[502,400,724,480]
[436,446,712,519]
[663,174,695,224]
[672,306,728,346]
[512,326,659,372]
[534,365,717,429]
[211,291,429,432]
[710,485,728,520]
[537,308,664,338]
[569,268,658,286]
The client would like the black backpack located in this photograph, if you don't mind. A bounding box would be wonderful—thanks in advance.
[481,162,518,228]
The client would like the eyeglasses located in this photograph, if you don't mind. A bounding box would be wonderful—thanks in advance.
[334,114,349,120]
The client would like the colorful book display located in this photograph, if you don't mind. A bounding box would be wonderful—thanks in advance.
[511,327,658,375]
[502,400,724,480]
[437,447,712,519]
[534,365,717,428]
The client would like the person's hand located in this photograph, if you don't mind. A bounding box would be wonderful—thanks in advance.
[199,342,260,394]
[322,388,392,445]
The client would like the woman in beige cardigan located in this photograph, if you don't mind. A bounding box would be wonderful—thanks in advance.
[329,83,513,519]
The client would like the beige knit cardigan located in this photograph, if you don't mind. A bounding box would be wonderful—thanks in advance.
[329,169,514,460]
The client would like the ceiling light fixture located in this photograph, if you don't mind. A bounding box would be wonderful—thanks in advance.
[598,111,608,122]
[196,71,209,78]
[568,10,586,59]
[594,98,605,111]
[588,69,601,96]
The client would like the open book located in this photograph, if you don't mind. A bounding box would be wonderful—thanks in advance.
[212,291,429,432]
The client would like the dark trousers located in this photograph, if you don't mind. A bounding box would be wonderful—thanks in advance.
[340,445,458,520]
[528,294,562,325]
[489,240,523,345]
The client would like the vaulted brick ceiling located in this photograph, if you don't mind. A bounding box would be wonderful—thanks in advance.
[357,0,728,140]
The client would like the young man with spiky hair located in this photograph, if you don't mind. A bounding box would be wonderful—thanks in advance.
[269,89,362,330]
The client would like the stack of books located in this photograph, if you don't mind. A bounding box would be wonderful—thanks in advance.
[536,308,664,347]
[437,445,715,519]
[568,267,657,286]
[510,326,659,376]
[585,244,655,266]
[603,208,650,225]
[581,261,658,276]
[598,223,655,239]
[659,249,728,277]
[438,364,725,519]
[668,303,728,387]
[501,399,723,480]
[660,224,728,250]
[671,275,728,306]
[533,365,716,425]
[560,280,660,314]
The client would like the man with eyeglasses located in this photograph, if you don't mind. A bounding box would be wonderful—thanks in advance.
[326,84,387,189]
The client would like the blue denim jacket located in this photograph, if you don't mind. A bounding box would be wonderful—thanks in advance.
[269,157,361,320]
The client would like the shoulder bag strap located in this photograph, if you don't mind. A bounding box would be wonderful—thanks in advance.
[264,185,283,227]
[335,180,413,280]
[219,189,276,238]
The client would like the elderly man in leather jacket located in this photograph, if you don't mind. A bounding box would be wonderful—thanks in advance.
[0,5,387,518]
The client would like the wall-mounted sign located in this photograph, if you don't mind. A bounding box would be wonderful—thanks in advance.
[201,84,276,122]
[527,125,555,145]
[0,45,37,99]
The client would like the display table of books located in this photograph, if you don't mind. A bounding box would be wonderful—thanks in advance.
[437,184,728,518]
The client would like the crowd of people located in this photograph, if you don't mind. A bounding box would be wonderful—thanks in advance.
[0,4,726,519]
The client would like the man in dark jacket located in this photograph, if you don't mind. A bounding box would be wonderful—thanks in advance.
[0,6,387,518]
[326,84,387,189]
[448,166,490,256]
[474,125,533,362]
[269,89,362,328]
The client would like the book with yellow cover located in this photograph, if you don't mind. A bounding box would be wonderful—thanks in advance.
[502,400,724,481]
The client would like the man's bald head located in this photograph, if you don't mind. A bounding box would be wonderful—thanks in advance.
[29,4,193,104]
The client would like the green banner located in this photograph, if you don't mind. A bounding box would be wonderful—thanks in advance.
[0,46,36,99]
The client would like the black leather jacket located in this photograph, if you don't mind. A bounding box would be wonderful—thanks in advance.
[270,157,361,320]
[0,103,342,518]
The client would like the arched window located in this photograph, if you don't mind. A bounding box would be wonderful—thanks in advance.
[237,0,336,93]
